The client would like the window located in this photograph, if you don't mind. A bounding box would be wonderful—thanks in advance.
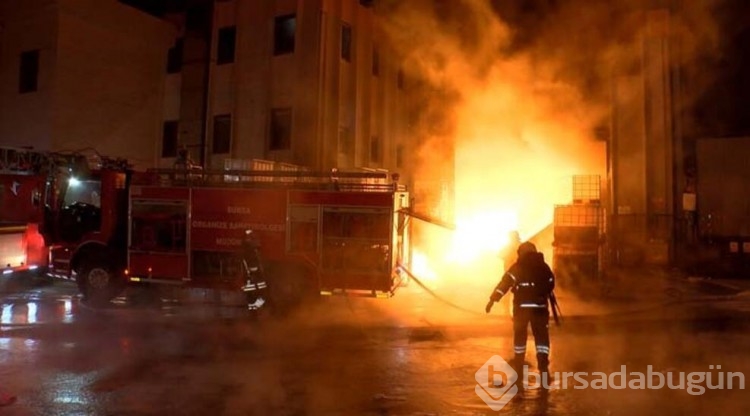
[396,144,404,168]
[212,114,231,154]
[130,200,187,253]
[167,38,183,73]
[162,121,178,158]
[321,209,391,273]
[269,108,292,150]
[372,47,379,76]
[341,24,352,62]
[19,50,39,93]
[288,205,319,253]
[217,26,236,64]
[369,136,381,163]
[63,179,102,208]
[274,14,296,55]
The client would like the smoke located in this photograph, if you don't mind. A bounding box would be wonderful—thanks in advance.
[374,0,724,313]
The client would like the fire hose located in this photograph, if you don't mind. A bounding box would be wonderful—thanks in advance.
[397,262,564,325]
[396,262,492,317]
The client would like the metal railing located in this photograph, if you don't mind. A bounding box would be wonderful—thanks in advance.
[141,168,407,192]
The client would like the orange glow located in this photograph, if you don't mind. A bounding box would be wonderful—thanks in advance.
[446,210,518,264]
[382,1,606,293]
[411,250,438,288]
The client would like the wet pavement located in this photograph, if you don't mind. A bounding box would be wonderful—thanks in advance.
[2,274,750,415]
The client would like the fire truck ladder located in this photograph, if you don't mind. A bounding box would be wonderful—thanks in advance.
[147,167,406,192]
[0,146,53,175]
[0,146,130,176]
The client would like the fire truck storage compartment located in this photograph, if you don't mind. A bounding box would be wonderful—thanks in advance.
[127,170,409,295]
[0,227,25,269]
[128,198,189,280]
[320,207,392,292]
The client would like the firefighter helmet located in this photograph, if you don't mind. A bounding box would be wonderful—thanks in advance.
[517,241,537,256]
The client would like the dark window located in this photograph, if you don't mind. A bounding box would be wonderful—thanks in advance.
[130,200,188,253]
[269,108,292,150]
[396,144,404,168]
[321,209,391,273]
[341,24,352,62]
[369,136,380,163]
[167,38,184,73]
[217,26,236,64]
[19,50,39,94]
[212,114,231,154]
[274,14,296,55]
[372,47,379,76]
[161,121,178,158]
[397,68,405,90]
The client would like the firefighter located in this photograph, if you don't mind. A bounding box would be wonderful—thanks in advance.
[240,230,268,312]
[485,241,555,385]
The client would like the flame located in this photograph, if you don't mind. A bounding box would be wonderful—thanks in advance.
[446,210,518,264]
[411,250,438,287]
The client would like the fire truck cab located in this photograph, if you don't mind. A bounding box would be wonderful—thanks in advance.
[121,167,412,307]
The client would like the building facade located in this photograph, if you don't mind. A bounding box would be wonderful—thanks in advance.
[0,0,175,170]
[158,0,410,175]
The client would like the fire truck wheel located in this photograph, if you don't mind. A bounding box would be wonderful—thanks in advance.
[77,259,123,307]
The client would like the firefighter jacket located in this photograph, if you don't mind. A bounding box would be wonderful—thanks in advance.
[490,252,555,309]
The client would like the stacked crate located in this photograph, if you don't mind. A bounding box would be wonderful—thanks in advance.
[553,175,605,289]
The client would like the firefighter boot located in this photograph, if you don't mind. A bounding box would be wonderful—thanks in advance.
[494,354,525,389]
[511,353,526,390]
[537,353,552,389]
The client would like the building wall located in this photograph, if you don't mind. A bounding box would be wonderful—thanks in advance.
[0,0,59,150]
[160,0,408,172]
[610,9,675,265]
[53,0,174,170]
[0,0,174,170]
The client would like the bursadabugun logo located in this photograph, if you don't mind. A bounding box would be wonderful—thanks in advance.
[475,356,747,410]
[475,355,519,411]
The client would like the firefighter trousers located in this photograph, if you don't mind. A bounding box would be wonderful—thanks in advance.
[512,307,550,370]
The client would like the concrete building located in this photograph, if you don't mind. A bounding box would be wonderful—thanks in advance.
[0,0,175,170]
[608,9,679,266]
[157,0,410,176]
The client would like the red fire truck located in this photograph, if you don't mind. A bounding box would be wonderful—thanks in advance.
[0,147,58,276]
[0,173,46,275]
[46,162,412,307]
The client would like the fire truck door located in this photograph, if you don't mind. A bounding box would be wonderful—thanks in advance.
[287,205,320,257]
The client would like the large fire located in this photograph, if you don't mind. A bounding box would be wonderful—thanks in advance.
[407,67,604,290]
[381,1,606,300]
[446,209,518,263]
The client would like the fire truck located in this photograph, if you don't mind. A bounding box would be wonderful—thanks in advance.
[0,147,132,287]
[0,147,58,276]
[116,167,412,307]
[39,155,412,307]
